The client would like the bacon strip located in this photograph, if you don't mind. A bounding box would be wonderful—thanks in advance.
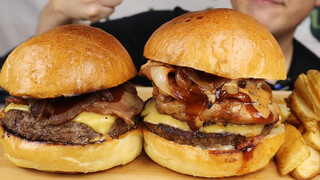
[10,83,144,126]
[86,90,144,125]
[6,96,28,105]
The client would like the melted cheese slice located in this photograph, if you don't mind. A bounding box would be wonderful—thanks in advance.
[73,112,116,135]
[4,103,116,135]
[4,103,30,113]
[142,99,264,137]
[200,123,264,137]
[142,100,190,131]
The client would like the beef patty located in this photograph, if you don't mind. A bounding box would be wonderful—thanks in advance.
[144,121,277,150]
[1,110,139,145]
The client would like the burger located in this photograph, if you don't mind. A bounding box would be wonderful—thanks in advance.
[0,24,144,173]
[140,9,286,178]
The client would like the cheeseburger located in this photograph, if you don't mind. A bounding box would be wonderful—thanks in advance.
[0,24,144,173]
[140,9,286,177]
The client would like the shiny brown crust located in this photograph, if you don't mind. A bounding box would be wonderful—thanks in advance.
[0,123,143,173]
[144,8,286,80]
[0,24,137,98]
[143,124,285,178]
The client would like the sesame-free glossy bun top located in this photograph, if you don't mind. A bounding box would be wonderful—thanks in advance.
[144,8,286,80]
[0,24,136,98]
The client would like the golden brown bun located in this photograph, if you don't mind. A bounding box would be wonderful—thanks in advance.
[0,124,143,173]
[143,124,284,178]
[144,8,286,80]
[0,24,136,98]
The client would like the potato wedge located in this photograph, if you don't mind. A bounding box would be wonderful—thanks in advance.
[291,146,320,180]
[303,122,320,151]
[294,73,320,115]
[276,124,310,176]
[288,90,320,133]
[278,103,291,123]
[307,70,320,102]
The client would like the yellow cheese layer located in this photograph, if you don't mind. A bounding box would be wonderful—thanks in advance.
[4,103,30,113]
[73,112,116,135]
[4,103,116,135]
[142,99,264,137]
[142,99,190,131]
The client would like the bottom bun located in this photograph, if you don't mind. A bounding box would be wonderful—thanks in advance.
[0,125,143,173]
[143,124,284,178]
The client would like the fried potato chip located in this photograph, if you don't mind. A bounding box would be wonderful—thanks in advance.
[291,146,320,180]
[275,124,310,176]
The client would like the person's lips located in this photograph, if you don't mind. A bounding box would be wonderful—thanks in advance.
[253,0,285,6]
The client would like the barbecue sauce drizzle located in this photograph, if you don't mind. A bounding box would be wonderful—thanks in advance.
[168,68,274,131]
[169,71,208,130]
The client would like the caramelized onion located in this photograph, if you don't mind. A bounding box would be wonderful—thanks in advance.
[150,65,175,97]
[48,93,101,125]
[183,68,213,93]
[222,80,239,95]
[143,61,278,127]
[29,99,54,122]
[175,68,192,88]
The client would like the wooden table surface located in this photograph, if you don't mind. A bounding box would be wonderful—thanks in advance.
[0,87,294,179]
